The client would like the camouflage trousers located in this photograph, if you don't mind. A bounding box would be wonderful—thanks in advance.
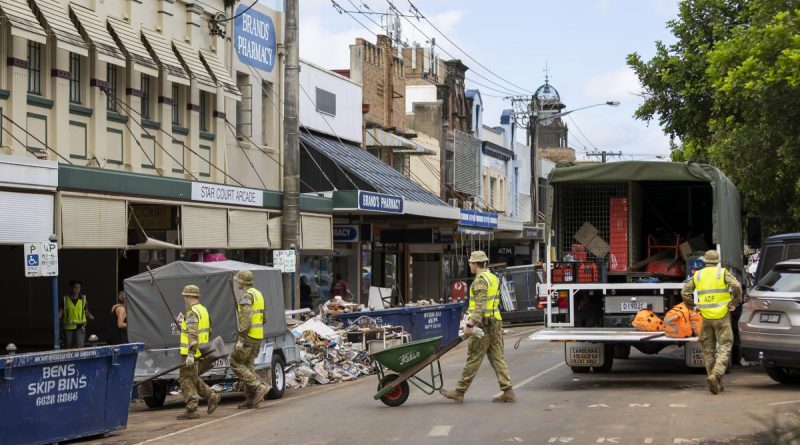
[700,314,733,378]
[178,359,213,412]
[230,339,264,393]
[456,319,513,393]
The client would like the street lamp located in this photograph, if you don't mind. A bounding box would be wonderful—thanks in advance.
[529,100,619,262]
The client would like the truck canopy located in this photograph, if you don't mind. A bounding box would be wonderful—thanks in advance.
[547,161,742,275]
[124,261,286,348]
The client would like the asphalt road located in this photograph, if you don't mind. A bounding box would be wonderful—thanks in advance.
[79,326,800,445]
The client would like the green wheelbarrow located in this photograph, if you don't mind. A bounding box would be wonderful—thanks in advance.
[370,336,464,407]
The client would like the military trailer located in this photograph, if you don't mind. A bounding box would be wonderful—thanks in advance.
[124,261,299,408]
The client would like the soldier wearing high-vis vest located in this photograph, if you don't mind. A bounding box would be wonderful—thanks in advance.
[681,250,742,395]
[58,280,94,349]
[177,285,221,420]
[441,251,515,403]
[230,270,269,409]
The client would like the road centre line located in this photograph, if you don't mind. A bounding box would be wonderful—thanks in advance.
[133,380,362,445]
[493,362,565,398]
[427,425,453,437]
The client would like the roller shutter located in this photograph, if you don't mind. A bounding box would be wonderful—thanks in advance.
[228,209,269,249]
[181,206,228,248]
[300,214,332,250]
[0,191,53,244]
[60,196,126,248]
[267,216,282,248]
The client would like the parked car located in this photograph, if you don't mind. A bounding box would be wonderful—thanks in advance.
[752,233,800,283]
[739,259,800,384]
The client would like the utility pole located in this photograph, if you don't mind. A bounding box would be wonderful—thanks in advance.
[282,0,300,309]
[586,150,623,163]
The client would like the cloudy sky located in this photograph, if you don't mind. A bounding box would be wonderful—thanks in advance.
[291,0,678,160]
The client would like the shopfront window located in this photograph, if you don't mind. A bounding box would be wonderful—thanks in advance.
[300,255,332,307]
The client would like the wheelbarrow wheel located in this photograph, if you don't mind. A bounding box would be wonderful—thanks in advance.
[378,374,410,407]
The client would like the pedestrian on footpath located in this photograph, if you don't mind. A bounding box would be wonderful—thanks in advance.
[681,250,742,394]
[177,285,220,419]
[441,251,515,403]
[59,280,94,348]
[230,270,269,409]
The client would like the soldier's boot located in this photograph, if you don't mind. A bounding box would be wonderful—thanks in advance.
[207,392,221,415]
[250,385,269,409]
[237,392,255,409]
[492,389,517,403]
[719,375,725,392]
[176,410,200,420]
[707,374,721,395]
[439,389,464,404]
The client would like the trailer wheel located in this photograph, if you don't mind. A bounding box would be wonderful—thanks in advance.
[570,366,590,373]
[267,354,286,399]
[143,381,167,408]
[378,374,410,407]
[614,344,631,360]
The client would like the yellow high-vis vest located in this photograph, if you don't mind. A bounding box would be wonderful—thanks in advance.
[468,271,502,321]
[693,266,732,320]
[62,295,87,329]
[180,304,210,357]
[245,288,265,340]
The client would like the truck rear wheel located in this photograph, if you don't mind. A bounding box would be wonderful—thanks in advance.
[614,344,631,359]
[570,366,591,373]
[592,345,615,373]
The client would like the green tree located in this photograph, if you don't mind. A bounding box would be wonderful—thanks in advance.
[628,0,800,232]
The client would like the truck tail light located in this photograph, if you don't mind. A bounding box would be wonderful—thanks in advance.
[557,290,569,309]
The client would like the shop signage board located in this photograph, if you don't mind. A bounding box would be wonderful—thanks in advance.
[459,209,498,228]
[233,3,277,72]
[191,182,263,207]
[273,249,296,273]
[522,227,544,240]
[358,191,404,214]
[24,242,58,277]
[333,225,359,243]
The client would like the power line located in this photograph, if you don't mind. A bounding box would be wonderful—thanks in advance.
[567,115,597,149]
[407,0,535,95]
[212,0,258,22]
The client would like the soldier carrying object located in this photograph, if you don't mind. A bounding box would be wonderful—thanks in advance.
[230,270,270,409]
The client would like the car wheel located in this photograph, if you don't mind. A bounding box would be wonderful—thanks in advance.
[764,364,800,385]
[143,380,167,408]
[267,354,286,399]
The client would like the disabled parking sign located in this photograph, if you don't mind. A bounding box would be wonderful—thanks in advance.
[24,242,58,277]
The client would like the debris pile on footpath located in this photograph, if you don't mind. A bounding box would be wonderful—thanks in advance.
[284,315,407,389]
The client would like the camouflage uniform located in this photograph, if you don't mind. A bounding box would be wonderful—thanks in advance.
[178,304,214,412]
[681,265,742,378]
[456,273,513,394]
[230,290,263,393]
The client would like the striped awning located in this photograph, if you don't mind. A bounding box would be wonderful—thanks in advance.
[29,0,88,56]
[199,49,240,100]
[0,0,47,44]
[106,16,158,76]
[140,28,190,85]
[68,3,125,67]
[172,40,216,93]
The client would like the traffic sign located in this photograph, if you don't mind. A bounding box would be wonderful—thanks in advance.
[272,249,296,273]
[24,242,58,277]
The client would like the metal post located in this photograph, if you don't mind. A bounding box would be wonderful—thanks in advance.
[282,0,300,309]
[52,276,59,350]
[530,116,539,264]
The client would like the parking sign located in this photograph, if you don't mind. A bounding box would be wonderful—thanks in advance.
[24,242,59,277]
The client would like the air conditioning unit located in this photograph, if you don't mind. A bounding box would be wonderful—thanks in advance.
[447,198,459,207]
[463,201,473,210]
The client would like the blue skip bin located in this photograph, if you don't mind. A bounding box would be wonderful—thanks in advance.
[337,303,465,345]
[0,343,144,445]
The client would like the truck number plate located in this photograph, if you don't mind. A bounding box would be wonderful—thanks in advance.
[760,313,781,323]
[565,342,604,367]
[685,342,705,367]
[621,302,648,312]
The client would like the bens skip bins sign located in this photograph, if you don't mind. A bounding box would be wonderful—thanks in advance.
[234,4,277,72]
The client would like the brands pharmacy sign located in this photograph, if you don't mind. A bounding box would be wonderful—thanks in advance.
[234,4,277,72]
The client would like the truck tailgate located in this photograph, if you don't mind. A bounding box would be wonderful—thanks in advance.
[528,328,697,343]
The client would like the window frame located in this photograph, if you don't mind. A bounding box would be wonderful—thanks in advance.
[171,82,180,126]
[27,41,42,95]
[106,65,118,111]
[69,53,81,104]
[199,91,208,132]
[140,73,151,120]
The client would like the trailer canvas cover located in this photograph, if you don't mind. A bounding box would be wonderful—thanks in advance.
[546,161,742,274]
[124,261,285,348]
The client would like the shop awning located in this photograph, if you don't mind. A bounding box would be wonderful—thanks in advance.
[29,0,88,56]
[365,128,435,156]
[68,3,125,67]
[199,49,240,100]
[0,0,47,44]
[300,131,444,206]
[127,237,182,250]
[106,16,158,76]
[141,27,190,85]
[172,40,217,93]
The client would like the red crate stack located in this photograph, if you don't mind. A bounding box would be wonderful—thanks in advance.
[609,197,629,272]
